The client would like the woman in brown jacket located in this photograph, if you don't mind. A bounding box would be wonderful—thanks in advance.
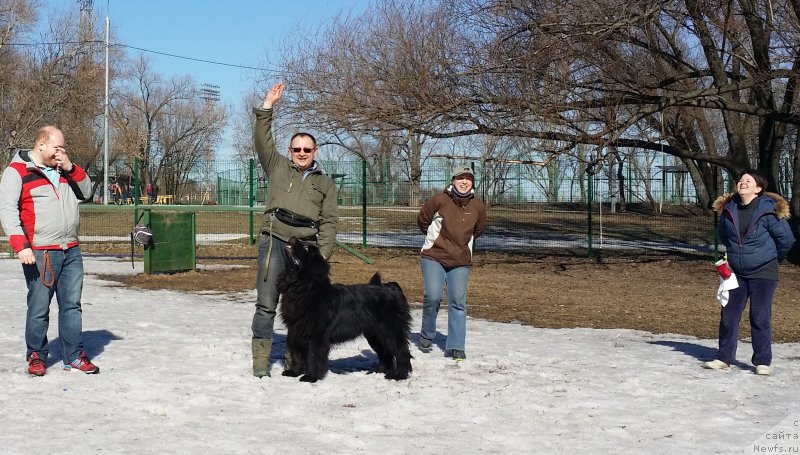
[416,165,487,361]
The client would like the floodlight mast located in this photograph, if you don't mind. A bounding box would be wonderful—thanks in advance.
[79,0,111,204]
[199,83,221,103]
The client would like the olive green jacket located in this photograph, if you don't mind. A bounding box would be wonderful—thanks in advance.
[253,107,338,258]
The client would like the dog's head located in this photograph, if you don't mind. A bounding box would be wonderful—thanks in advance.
[284,236,329,277]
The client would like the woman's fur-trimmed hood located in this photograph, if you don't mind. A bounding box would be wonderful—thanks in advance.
[712,192,791,219]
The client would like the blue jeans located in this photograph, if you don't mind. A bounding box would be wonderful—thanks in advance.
[252,235,287,340]
[716,277,777,366]
[420,257,471,352]
[23,247,85,364]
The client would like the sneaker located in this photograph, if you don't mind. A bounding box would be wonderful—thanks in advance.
[27,352,46,376]
[64,351,99,374]
[755,365,771,376]
[451,350,466,362]
[702,359,730,370]
[418,337,432,353]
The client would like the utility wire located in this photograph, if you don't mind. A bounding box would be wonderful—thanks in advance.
[117,43,276,72]
[3,40,279,73]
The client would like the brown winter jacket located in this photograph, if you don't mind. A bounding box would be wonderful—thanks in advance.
[417,187,487,268]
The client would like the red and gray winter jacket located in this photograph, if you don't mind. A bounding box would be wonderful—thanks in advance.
[0,150,91,252]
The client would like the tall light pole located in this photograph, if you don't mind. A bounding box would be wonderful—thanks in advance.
[103,0,110,205]
[199,83,220,102]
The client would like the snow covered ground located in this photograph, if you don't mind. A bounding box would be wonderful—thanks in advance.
[0,257,797,454]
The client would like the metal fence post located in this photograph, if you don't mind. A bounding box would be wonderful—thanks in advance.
[383,157,389,205]
[133,157,140,225]
[362,157,367,248]
[587,171,594,258]
[249,158,255,245]
[627,161,632,203]
[712,165,719,262]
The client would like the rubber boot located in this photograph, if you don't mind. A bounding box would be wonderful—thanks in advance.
[252,338,272,378]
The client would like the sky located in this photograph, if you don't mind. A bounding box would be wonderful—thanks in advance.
[1,256,800,454]
[44,0,372,157]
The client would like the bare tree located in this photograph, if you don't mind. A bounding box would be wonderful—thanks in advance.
[0,0,38,158]
[275,0,798,214]
[112,55,226,198]
[229,92,259,165]
[46,7,106,180]
[113,56,194,187]
[153,97,226,199]
[466,135,517,205]
[276,1,461,206]
[1,1,104,168]
[0,0,37,50]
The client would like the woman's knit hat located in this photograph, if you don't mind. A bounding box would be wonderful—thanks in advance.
[451,165,474,180]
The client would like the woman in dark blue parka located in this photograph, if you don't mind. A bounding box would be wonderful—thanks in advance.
[704,170,795,375]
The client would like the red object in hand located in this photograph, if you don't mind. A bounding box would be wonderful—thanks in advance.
[715,259,732,279]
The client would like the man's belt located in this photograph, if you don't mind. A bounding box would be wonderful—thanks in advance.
[266,207,318,229]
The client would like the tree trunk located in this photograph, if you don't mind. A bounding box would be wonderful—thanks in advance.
[682,158,714,211]
[407,134,422,207]
[614,150,627,212]
[788,132,800,265]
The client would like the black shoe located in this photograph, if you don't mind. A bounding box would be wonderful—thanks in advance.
[451,350,466,362]
[418,337,432,353]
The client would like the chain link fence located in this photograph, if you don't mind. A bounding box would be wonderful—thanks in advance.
[3,153,795,257]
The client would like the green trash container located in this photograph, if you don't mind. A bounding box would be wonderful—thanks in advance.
[139,209,196,274]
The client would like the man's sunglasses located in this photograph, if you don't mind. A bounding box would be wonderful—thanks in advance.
[289,147,316,154]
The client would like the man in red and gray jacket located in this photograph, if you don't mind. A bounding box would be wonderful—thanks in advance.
[0,126,99,376]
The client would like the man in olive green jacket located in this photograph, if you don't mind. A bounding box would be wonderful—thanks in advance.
[250,82,339,377]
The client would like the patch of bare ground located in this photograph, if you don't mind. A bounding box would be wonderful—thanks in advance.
[86,243,800,342]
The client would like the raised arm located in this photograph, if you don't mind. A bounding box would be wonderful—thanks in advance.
[262,82,284,109]
[253,82,286,175]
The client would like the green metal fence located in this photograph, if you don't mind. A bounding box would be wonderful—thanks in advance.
[4,154,794,257]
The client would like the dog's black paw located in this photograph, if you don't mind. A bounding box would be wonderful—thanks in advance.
[282,370,301,377]
[299,374,318,383]
[385,370,410,381]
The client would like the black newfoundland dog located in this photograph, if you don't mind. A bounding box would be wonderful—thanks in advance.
[277,237,413,383]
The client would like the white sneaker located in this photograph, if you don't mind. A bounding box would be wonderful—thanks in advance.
[755,365,771,376]
[703,359,730,370]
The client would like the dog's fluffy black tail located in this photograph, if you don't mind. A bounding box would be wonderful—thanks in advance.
[369,272,382,285]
